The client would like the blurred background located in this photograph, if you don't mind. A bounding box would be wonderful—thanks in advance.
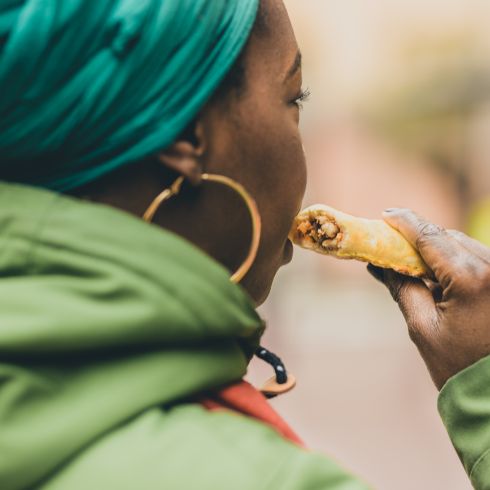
[248,1,490,489]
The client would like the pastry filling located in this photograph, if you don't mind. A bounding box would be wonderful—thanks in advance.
[296,215,341,250]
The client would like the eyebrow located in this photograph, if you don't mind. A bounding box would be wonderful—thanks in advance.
[285,50,302,81]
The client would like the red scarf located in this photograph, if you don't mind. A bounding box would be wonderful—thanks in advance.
[200,380,304,447]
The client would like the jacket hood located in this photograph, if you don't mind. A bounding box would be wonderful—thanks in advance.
[0,182,264,489]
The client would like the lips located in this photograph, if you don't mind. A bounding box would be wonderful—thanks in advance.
[283,238,294,264]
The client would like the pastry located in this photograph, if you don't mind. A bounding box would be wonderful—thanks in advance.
[290,204,428,278]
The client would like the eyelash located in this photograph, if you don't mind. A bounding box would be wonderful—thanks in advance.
[292,87,311,110]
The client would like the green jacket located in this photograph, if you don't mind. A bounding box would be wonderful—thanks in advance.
[0,181,486,489]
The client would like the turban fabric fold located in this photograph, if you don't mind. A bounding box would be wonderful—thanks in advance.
[0,0,259,191]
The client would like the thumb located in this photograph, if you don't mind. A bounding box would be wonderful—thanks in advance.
[368,265,438,343]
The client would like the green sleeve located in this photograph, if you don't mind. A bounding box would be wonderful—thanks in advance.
[438,355,490,489]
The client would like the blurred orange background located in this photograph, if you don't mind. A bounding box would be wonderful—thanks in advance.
[248,1,490,489]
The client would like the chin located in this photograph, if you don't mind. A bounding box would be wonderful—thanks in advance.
[253,282,273,307]
[241,239,292,305]
[241,263,280,307]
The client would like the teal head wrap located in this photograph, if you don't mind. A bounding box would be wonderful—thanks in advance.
[0,0,259,191]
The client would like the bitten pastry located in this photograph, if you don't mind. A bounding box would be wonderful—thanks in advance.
[289,204,429,278]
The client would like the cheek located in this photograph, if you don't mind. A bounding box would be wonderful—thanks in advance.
[272,135,306,243]
[279,126,307,208]
[246,115,307,253]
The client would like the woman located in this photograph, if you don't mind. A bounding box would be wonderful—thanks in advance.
[0,0,489,489]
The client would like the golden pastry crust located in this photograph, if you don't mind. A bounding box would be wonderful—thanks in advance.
[289,204,429,278]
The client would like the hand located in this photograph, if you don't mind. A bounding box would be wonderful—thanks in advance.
[367,208,490,390]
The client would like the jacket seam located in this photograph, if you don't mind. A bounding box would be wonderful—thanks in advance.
[470,447,490,480]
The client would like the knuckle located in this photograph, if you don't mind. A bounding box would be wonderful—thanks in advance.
[415,222,444,249]
[441,255,471,294]
[450,258,490,295]
[474,263,490,289]
[452,255,472,275]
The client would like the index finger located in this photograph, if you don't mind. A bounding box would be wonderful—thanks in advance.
[382,208,471,287]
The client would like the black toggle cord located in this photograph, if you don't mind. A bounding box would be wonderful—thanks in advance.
[255,346,288,385]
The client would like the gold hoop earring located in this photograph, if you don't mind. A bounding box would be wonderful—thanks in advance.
[142,174,262,284]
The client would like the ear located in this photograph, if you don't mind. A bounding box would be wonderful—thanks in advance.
[157,121,206,186]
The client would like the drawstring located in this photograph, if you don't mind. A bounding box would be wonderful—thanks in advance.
[255,346,288,385]
[255,346,296,398]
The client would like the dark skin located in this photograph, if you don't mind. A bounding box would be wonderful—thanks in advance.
[70,0,307,306]
[371,210,490,390]
[70,0,490,390]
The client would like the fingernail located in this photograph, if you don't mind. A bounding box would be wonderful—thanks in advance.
[383,208,398,214]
